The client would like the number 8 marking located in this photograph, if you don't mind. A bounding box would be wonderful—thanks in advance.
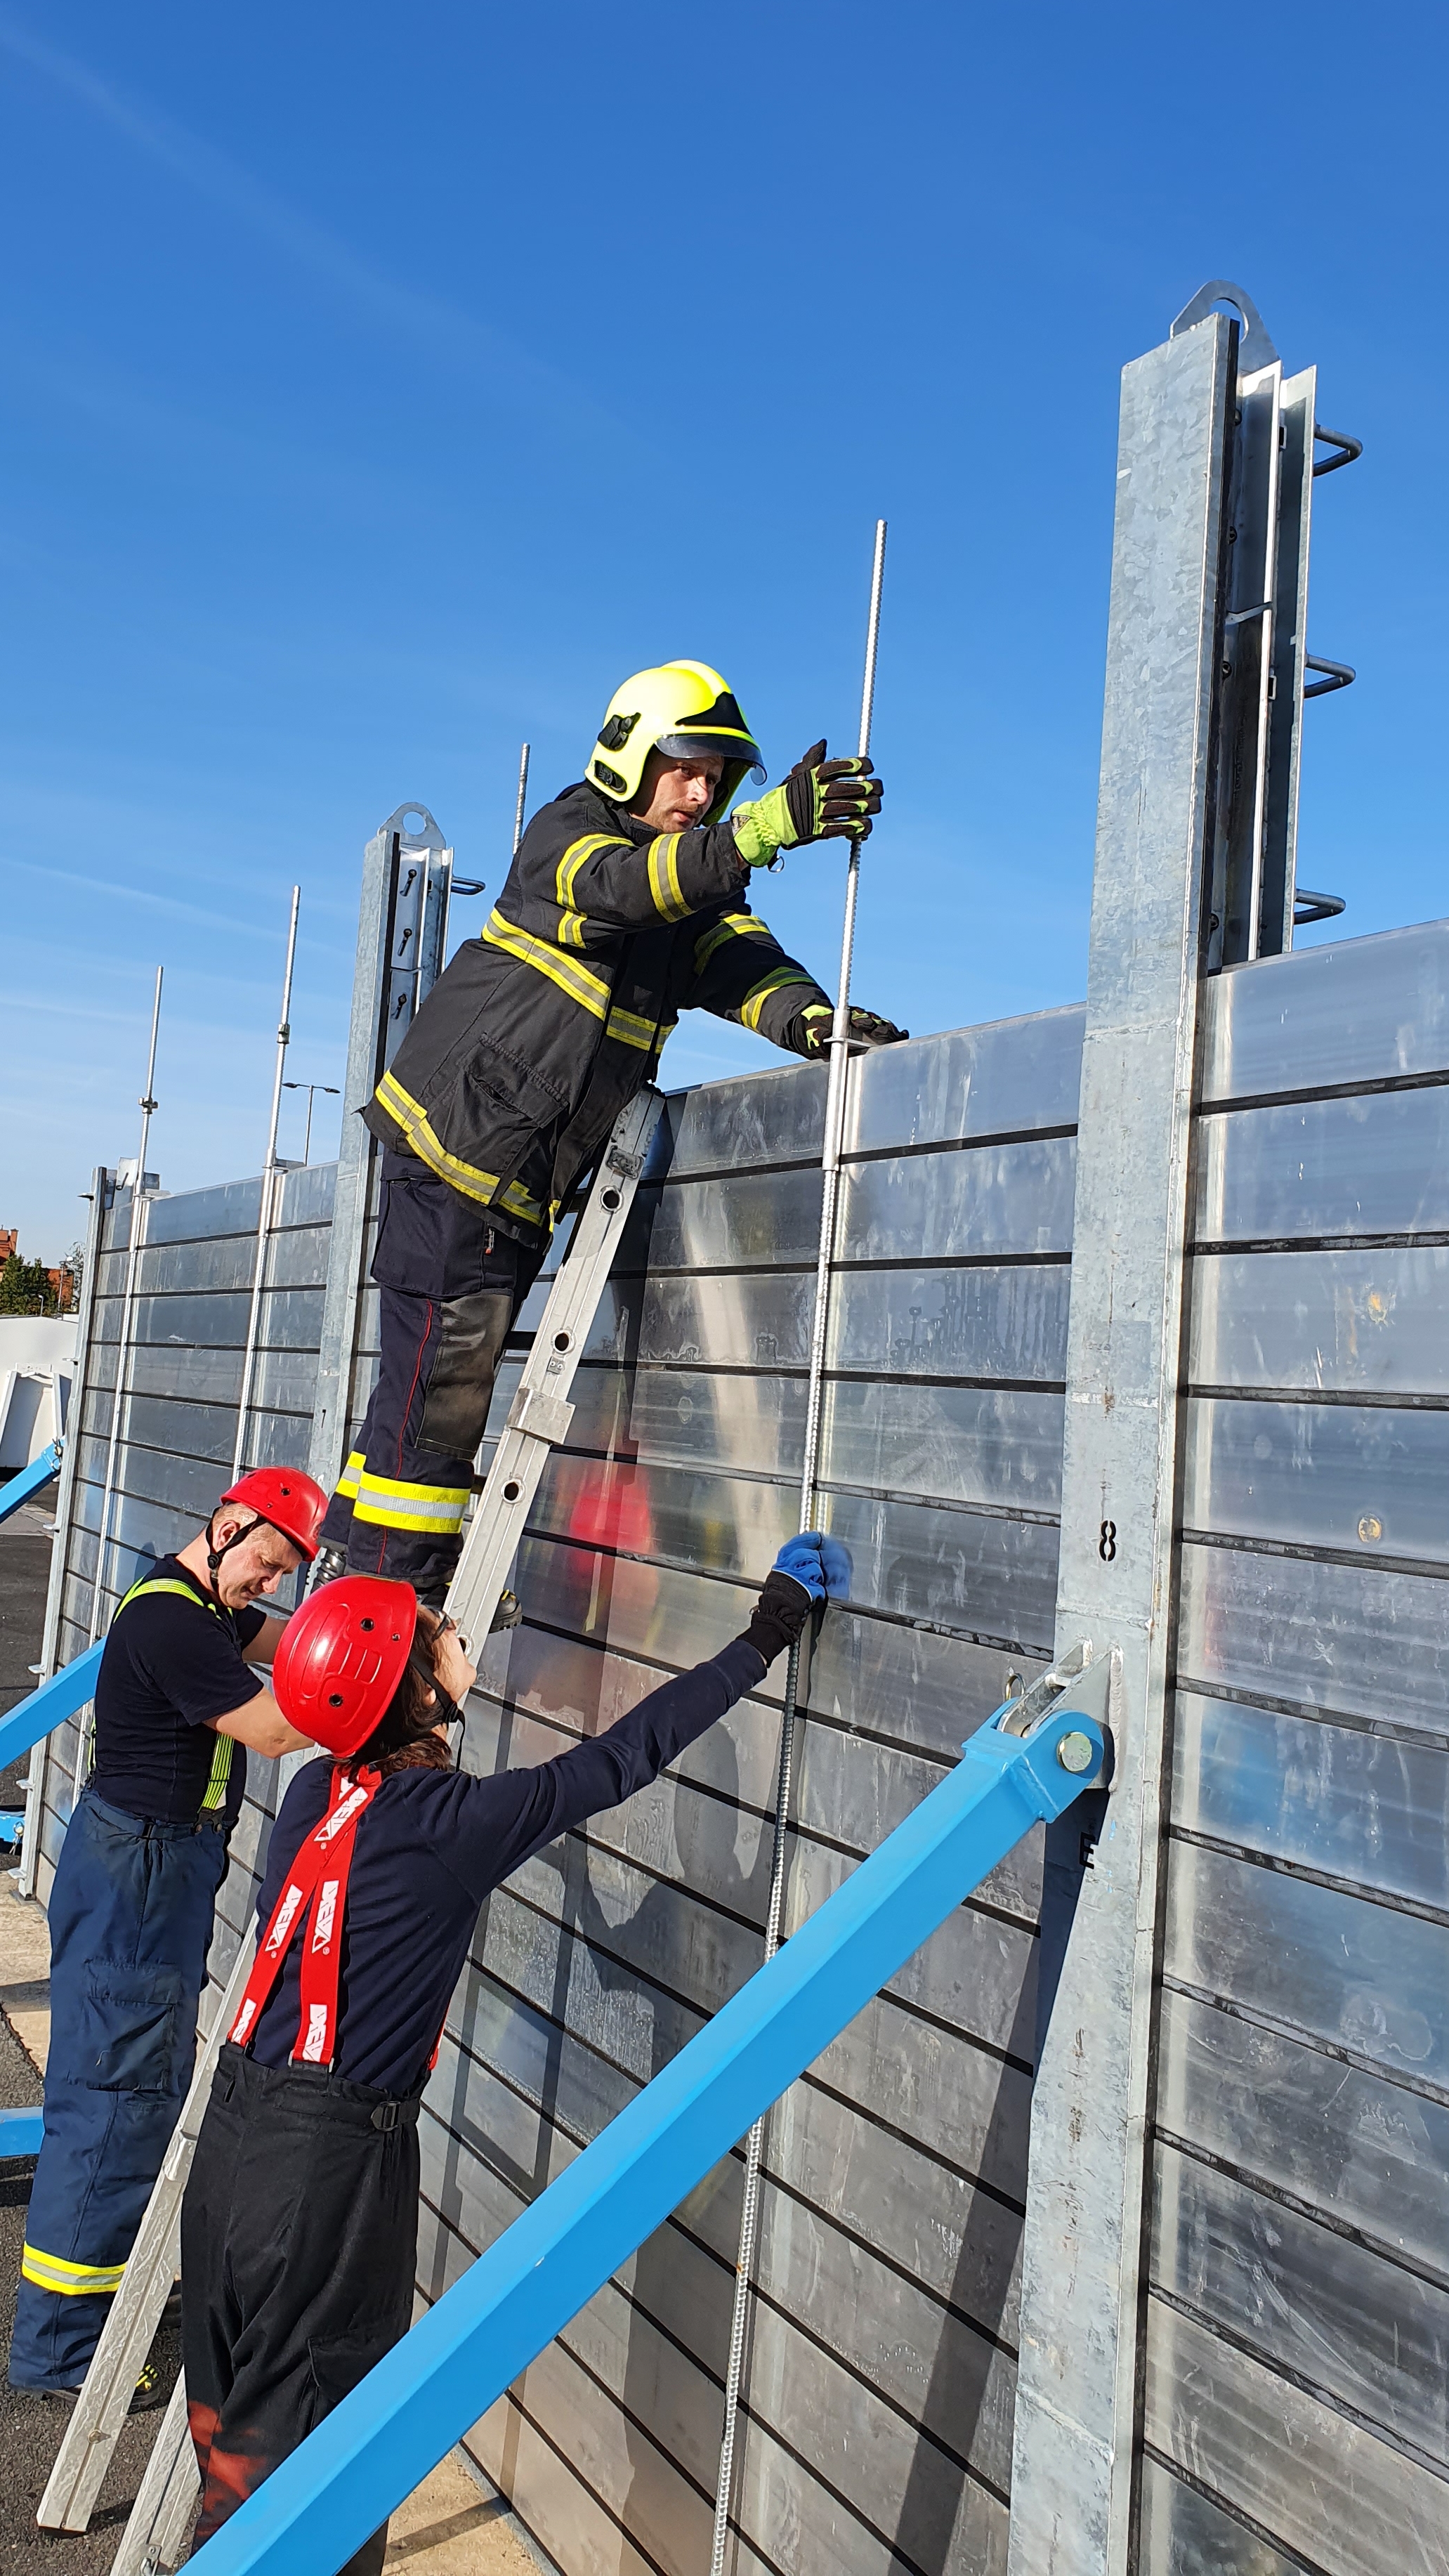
[1099,1519,1117,1562]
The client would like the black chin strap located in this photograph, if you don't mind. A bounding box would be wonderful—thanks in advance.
[204,1510,268,1597]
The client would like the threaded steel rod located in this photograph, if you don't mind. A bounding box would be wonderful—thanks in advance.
[709,518,886,2576]
[513,743,531,856]
[232,885,301,1479]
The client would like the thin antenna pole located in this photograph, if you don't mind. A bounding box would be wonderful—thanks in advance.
[232,887,301,1479]
[82,968,164,1722]
[512,743,531,856]
[709,519,887,2576]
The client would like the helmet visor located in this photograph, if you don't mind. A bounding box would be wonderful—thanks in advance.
[655,731,766,785]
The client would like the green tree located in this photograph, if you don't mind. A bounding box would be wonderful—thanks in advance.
[0,1253,55,1315]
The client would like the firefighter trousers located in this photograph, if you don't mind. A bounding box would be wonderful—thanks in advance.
[318,1152,544,1602]
[8,1790,227,2391]
[182,2045,420,2575]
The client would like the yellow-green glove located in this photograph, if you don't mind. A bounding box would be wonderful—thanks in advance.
[799,1003,910,1057]
[733,740,884,865]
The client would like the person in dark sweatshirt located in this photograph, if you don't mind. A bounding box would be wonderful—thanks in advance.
[180,1533,844,2570]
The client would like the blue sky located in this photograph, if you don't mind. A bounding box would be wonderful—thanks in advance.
[3,1,1444,1259]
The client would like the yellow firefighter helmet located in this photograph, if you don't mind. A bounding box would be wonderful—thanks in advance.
[586,660,766,824]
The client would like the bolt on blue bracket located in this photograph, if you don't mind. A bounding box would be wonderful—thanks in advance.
[186,1653,1112,2576]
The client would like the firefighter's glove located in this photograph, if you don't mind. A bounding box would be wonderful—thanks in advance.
[732,741,884,865]
[742,1534,851,1666]
[799,1003,911,1057]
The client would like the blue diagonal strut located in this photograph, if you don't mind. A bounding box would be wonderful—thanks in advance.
[186,1689,1110,2576]
[0,1640,105,1777]
[0,1441,60,1526]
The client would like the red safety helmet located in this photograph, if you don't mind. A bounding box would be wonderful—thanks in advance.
[218,1467,327,1563]
[273,1576,418,1756]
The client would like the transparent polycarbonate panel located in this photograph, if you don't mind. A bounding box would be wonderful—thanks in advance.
[1157,1992,1449,2282]
[839,1136,1075,1262]
[846,1004,1084,1153]
[1190,1246,1449,1393]
[87,1340,319,1413]
[1181,1394,1449,1566]
[830,1260,1071,1380]
[660,1057,827,1175]
[1146,2298,1449,2576]
[1153,2143,1449,2462]
[1138,2456,1316,2576]
[638,1269,818,1367]
[143,1177,265,1244]
[1165,1841,1449,2091]
[735,2404,1010,2576]
[1194,1087,1449,1244]
[1178,1538,1449,1736]
[1201,917,1449,1102]
[1173,1692,1449,1908]
[637,1167,823,1271]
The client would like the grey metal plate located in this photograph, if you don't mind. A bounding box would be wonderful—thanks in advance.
[1137,2455,1306,2575]
[661,1059,827,1175]
[1163,1840,1449,2091]
[1189,1246,1449,1394]
[1182,1395,1449,1567]
[838,1137,1075,1262]
[1172,1690,1449,1908]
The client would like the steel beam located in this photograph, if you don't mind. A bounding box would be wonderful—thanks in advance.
[1007,310,1235,2576]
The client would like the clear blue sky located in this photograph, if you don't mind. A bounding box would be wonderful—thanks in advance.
[3,2,1444,1259]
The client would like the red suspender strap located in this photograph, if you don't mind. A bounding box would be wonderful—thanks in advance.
[229,1764,380,2066]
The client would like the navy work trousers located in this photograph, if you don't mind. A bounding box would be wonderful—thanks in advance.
[8,1788,228,2392]
[318,1152,544,1602]
[183,2045,419,2575]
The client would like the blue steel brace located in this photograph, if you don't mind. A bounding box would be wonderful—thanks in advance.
[0,1441,60,1526]
[185,1681,1110,2576]
[0,1640,105,1777]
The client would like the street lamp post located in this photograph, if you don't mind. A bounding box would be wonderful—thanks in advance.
[282,1080,340,1165]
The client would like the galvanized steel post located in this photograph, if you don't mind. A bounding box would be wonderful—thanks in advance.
[307,806,454,1504]
[232,885,301,1479]
[1006,313,1236,2575]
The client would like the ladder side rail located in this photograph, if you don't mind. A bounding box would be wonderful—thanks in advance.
[20,1165,111,1897]
[307,827,394,1503]
[110,2372,195,2576]
[444,1086,665,1645]
[182,1691,1107,2576]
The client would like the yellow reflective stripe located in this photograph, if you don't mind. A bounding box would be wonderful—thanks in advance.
[605,1005,674,1053]
[336,1449,366,1501]
[373,1071,545,1224]
[647,834,688,922]
[22,2242,127,2296]
[354,1472,469,1536]
[693,911,773,974]
[481,909,610,1022]
[739,969,815,1033]
[114,1578,221,1624]
[555,832,627,914]
[199,1730,235,1813]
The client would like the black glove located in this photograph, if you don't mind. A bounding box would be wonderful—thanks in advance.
[797,1003,911,1058]
[782,740,884,844]
[740,1569,816,1666]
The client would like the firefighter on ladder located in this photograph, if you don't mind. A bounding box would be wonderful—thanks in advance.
[180,1534,846,2569]
[313,662,906,1606]
[7,1469,327,2398]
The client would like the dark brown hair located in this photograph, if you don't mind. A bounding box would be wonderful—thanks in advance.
[347,1616,454,1779]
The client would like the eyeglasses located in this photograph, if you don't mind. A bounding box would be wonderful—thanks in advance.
[428,1610,471,1656]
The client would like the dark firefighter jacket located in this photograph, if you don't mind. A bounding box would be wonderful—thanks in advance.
[363,780,830,1236]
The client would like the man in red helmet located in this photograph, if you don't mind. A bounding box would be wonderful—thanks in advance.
[8,1470,327,2398]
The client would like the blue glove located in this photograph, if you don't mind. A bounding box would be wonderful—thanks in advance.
[772,1531,851,1602]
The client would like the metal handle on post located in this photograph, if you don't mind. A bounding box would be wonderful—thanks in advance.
[709,520,887,2576]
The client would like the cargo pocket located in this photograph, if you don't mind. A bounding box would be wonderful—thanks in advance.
[78,1963,186,2093]
[417,1290,516,1458]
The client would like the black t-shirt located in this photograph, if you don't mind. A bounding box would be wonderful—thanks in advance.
[91,1557,266,1830]
[247,1637,766,2095]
